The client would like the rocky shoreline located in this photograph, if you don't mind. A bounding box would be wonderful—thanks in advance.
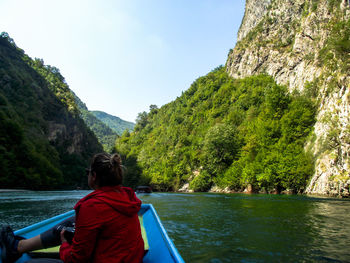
[2,187,347,199]
[177,183,349,198]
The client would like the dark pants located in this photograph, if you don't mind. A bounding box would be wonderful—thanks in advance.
[39,216,75,248]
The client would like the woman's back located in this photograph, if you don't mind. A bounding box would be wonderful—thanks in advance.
[60,186,144,263]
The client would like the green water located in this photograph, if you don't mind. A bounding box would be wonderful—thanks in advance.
[1,191,350,262]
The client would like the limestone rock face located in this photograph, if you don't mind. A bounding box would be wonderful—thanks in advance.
[48,121,88,154]
[226,0,350,197]
[237,0,271,42]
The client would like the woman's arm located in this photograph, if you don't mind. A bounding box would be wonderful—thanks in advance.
[59,203,102,262]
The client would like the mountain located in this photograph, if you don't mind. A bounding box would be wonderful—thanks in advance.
[116,67,316,192]
[115,0,349,197]
[73,94,119,153]
[0,32,103,190]
[91,111,135,135]
[226,0,350,197]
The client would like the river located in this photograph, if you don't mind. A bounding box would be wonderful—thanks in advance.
[0,191,349,262]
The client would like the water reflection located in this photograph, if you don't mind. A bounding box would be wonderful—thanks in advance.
[0,191,90,229]
[306,201,350,262]
[1,191,350,262]
[139,193,350,263]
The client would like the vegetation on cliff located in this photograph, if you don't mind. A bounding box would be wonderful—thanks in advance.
[0,33,103,190]
[116,67,317,192]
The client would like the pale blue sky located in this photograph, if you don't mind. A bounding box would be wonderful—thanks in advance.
[1,0,245,122]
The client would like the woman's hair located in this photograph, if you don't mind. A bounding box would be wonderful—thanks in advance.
[90,153,123,187]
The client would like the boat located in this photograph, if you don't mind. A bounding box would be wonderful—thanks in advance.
[136,186,152,193]
[0,204,185,263]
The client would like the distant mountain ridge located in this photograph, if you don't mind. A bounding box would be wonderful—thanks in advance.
[73,94,134,152]
[91,111,135,135]
[73,94,118,152]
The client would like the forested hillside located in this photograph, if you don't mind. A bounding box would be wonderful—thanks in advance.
[116,67,316,192]
[0,33,103,190]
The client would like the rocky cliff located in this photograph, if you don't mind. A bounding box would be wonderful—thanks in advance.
[226,0,350,197]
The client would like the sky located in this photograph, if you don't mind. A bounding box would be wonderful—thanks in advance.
[0,0,245,122]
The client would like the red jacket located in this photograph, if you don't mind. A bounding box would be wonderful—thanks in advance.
[59,186,144,263]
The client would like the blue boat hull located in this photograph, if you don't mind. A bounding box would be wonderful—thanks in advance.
[0,204,184,263]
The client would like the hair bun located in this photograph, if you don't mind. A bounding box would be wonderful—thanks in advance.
[110,153,121,167]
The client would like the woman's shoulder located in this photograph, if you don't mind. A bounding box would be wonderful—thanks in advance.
[75,194,110,216]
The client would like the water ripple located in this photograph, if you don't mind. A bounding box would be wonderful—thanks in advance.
[1,192,350,262]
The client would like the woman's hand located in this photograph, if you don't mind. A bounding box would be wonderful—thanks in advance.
[60,229,68,243]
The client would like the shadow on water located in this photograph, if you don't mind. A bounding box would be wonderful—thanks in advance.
[1,191,350,262]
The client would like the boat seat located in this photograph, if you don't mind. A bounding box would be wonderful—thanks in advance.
[139,214,150,251]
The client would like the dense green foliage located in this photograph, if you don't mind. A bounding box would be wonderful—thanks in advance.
[91,111,135,135]
[116,67,316,192]
[0,33,103,190]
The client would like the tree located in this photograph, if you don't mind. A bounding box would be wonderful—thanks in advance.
[201,123,240,176]
[149,104,158,115]
[134,111,148,131]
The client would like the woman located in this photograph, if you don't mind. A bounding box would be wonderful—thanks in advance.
[1,153,144,263]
